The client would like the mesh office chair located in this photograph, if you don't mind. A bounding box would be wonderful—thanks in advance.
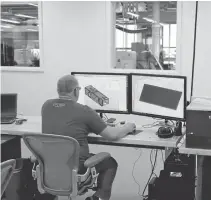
[23,133,111,200]
[1,159,16,197]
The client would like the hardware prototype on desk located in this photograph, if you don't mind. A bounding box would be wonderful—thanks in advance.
[186,97,211,149]
[131,73,187,138]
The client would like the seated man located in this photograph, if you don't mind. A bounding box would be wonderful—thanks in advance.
[41,75,136,200]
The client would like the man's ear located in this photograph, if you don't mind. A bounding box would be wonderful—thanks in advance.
[73,88,77,96]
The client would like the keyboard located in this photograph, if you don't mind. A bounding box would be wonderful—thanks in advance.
[1,117,16,124]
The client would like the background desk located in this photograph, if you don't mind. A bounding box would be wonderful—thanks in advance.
[1,134,21,162]
[1,116,184,150]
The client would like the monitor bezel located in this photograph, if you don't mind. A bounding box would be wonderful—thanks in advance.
[130,73,187,121]
[1,93,18,116]
[71,72,131,114]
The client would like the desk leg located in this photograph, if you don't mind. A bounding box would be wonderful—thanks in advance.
[196,155,203,200]
[196,155,211,200]
[165,147,173,160]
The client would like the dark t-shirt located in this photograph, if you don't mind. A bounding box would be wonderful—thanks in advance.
[41,99,107,162]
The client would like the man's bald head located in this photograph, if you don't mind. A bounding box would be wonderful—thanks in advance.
[57,75,79,96]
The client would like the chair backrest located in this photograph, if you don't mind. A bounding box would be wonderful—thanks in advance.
[23,133,80,196]
[1,159,16,197]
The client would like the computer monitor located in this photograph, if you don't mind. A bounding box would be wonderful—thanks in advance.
[1,93,17,117]
[71,72,130,114]
[131,73,186,121]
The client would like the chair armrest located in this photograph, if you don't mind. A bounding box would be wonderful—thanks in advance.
[84,152,111,168]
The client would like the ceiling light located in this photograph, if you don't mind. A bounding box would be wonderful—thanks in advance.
[28,3,38,7]
[1,25,13,28]
[116,18,130,22]
[15,14,37,19]
[1,19,20,24]
[167,7,176,10]
[143,17,155,23]
[27,28,37,32]
[143,17,167,26]
[127,12,139,18]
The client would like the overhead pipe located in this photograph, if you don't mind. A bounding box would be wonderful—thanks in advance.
[115,24,150,34]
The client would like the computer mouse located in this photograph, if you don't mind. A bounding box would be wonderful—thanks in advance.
[128,129,136,135]
[15,120,23,125]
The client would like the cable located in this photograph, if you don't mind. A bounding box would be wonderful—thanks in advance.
[103,113,108,120]
[131,149,142,196]
[150,150,158,177]
[142,149,158,197]
[142,121,160,128]
[190,1,198,97]
[160,150,165,164]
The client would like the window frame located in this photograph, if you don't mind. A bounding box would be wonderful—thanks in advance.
[0,1,44,73]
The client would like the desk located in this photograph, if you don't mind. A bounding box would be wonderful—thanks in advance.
[1,116,184,150]
[1,116,186,200]
[1,134,21,162]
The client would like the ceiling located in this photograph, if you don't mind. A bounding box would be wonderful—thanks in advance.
[1,1,38,32]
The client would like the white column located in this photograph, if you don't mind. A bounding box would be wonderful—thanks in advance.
[152,2,160,60]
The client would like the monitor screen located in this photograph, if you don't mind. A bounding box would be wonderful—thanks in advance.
[1,94,17,116]
[71,72,129,113]
[131,74,186,120]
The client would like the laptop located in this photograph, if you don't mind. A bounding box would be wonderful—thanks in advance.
[1,94,17,124]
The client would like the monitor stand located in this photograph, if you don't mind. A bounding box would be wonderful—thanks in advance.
[99,112,103,119]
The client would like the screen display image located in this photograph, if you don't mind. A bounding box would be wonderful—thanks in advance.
[132,74,186,120]
[139,84,182,110]
[1,94,17,115]
[72,73,128,113]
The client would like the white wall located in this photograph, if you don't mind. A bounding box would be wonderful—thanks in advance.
[193,1,211,98]
[176,1,196,101]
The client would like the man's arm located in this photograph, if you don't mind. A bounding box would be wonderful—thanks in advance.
[85,106,135,141]
[99,124,135,141]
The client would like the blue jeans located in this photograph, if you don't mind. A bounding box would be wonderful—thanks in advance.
[79,154,118,200]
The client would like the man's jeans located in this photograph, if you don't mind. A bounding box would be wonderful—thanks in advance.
[79,154,118,200]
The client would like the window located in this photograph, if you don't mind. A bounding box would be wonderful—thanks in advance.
[115,1,177,70]
[1,1,40,68]
[163,24,177,69]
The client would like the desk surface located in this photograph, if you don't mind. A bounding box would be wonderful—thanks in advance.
[1,116,184,149]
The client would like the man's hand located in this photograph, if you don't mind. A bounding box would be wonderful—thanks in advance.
[30,155,37,162]
[100,122,136,141]
[124,122,136,133]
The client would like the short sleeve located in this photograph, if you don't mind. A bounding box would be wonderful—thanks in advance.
[41,100,50,116]
[84,106,107,135]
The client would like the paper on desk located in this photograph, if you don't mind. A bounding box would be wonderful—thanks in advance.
[188,97,211,111]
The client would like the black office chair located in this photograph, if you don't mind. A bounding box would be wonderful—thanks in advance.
[23,133,111,200]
